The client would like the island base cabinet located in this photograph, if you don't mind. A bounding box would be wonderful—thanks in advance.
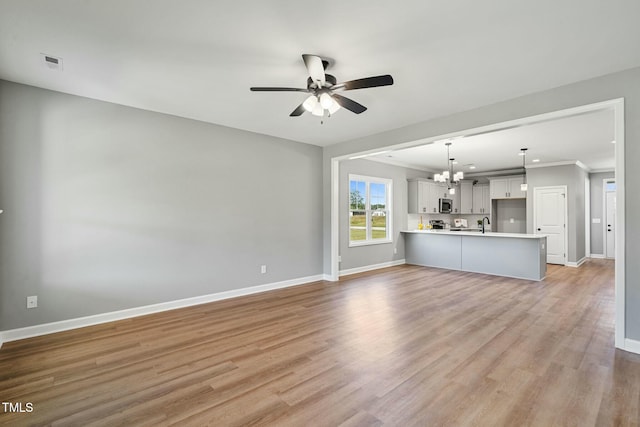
[405,234,462,270]
[460,236,546,281]
[403,232,547,281]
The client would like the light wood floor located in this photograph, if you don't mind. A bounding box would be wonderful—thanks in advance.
[1,259,639,426]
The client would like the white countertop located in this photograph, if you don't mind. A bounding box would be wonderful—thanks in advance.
[401,230,545,239]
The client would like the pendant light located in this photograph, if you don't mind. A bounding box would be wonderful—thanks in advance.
[434,142,463,194]
[520,148,528,191]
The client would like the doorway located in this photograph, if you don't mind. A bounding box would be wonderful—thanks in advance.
[329,98,626,350]
[533,186,568,265]
[605,179,616,259]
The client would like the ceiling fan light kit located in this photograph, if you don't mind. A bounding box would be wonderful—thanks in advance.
[250,54,393,118]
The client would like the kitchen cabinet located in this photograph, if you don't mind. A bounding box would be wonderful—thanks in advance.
[472,184,491,214]
[408,180,451,214]
[408,179,428,214]
[427,182,448,214]
[451,185,461,214]
[490,175,526,199]
[460,181,473,214]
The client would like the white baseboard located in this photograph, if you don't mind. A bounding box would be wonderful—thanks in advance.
[321,274,335,282]
[0,274,326,344]
[624,338,640,355]
[589,253,605,259]
[339,259,405,277]
[566,257,587,268]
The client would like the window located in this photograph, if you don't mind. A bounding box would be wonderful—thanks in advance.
[349,174,392,246]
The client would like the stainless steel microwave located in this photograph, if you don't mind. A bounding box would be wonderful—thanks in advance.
[439,198,452,213]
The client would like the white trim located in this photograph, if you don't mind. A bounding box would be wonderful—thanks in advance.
[624,339,640,354]
[348,150,392,160]
[331,158,340,281]
[348,239,393,247]
[526,160,590,171]
[590,253,605,259]
[339,259,405,277]
[0,336,3,349]
[321,274,334,281]
[590,168,615,174]
[0,274,326,343]
[566,257,587,268]
[585,175,590,258]
[348,174,393,246]
[613,99,625,350]
[603,178,616,259]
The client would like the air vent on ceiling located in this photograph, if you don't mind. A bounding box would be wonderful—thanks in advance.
[41,53,63,71]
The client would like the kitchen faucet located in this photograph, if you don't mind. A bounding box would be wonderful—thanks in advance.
[482,216,490,234]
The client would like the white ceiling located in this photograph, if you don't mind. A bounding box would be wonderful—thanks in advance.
[1,1,639,147]
[366,108,615,173]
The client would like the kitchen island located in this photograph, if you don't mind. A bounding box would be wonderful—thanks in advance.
[401,230,547,281]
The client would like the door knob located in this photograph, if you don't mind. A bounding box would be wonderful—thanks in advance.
[537,228,541,231]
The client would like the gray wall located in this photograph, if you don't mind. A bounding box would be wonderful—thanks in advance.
[523,164,586,263]
[0,80,323,330]
[495,199,526,233]
[589,171,615,255]
[323,66,640,340]
[339,159,427,271]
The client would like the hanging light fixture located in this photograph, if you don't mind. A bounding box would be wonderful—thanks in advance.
[520,148,528,191]
[302,92,341,118]
[434,142,464,194]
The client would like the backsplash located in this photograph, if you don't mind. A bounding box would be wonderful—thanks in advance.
[408,213,489,230]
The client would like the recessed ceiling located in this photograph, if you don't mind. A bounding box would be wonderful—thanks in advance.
[0,1,639,147]
[367,109,615,172]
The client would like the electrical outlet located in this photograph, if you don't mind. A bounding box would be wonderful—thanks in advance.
[261,265,267,274]
[394,247,398,254]
[338,255,342,262]
[27,295,38,309]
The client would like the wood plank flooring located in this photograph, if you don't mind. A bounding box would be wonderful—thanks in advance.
[1,259,639,426]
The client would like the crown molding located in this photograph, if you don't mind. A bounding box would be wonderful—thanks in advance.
[525,160,591,172]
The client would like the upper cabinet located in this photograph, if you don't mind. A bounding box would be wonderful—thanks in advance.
[408,179,455,214]
[450,185,461,214]
[408,179,428,214]
[472,184,491,214]
[460,181,473,214]
[490,175,526,199]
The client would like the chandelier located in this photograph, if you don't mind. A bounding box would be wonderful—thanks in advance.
[434,142,464,195]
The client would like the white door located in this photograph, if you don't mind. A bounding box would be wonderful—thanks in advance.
[534,186,567,265]
[606,190,616,258]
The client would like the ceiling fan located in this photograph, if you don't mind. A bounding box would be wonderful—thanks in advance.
[250,54,394,117]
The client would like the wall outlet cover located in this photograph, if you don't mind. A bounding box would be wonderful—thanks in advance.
[592,218,601,223]
[27,295,38,309]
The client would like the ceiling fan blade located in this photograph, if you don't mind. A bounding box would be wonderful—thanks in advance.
[332,93,367,114]
[302,54,326,86]
[290,103,306,117]
[250,87,309,92]
[335,75,394,91]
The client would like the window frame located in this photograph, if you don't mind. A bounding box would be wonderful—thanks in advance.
[348,174,393,247]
